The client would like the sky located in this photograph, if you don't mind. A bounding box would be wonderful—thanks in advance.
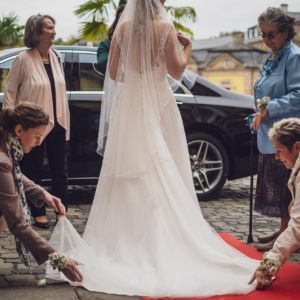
[1,0,300,41]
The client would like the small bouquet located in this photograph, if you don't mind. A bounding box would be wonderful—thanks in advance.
[257,96,270,110]
[48,252,68,271]
[258,253,281,276]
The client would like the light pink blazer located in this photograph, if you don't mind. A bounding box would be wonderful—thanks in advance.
[3,47,70,141]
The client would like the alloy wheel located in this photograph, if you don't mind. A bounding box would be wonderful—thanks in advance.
[188,140,223,194]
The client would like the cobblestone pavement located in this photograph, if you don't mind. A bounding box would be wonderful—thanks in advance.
[1,176,300,298]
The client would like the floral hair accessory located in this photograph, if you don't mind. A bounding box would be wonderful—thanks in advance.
[48,252,68,271]
[258,253,281,276]
[257,96,270,110]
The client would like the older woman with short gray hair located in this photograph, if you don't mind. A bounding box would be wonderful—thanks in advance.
[251,7,300,251]
[3,14,70,229]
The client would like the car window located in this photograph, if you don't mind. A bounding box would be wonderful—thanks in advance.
[79,53,104,91]
[188,82,221,97]
[0,57,15,93]
[0,52,66,93]
[174,87,185,94]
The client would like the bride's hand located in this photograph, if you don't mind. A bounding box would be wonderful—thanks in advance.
[42,191,66,216]
[62,258,84,282]
[177,32,192,48]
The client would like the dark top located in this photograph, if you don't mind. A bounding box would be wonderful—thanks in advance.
[97,40,111,75]
[43,62,64,133]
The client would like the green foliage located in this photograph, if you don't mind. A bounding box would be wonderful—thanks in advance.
[74,0,116,41]
[78,18,109,41]
[0,12,24,49]
[219,31,233,37]
[54,38,64,45]
[74,1,197,41]
[165,6,197,37]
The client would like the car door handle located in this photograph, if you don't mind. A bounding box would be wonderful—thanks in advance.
[176,101,183,106]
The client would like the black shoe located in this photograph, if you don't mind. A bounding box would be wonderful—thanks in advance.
[34,219,49,229]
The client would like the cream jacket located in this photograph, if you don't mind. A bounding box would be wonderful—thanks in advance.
[3,47,70,141]
[266,153,300,265]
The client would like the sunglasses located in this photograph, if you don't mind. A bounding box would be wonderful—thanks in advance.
[259,30,281,40]
[31,13,44,30]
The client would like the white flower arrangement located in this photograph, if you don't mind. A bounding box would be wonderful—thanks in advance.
[258,253,282,276]
[257,96,271,110]
[37,279,47,287]
[48,252,68,272]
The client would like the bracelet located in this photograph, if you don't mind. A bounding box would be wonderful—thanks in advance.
[48,252,68,271]
[256,96,270,110]
[258,253,281,276]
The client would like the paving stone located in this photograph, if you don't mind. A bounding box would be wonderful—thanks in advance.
[5,274,35,281]
[1,253,19,259]
[0,262,13,269]
[0,284,78,299]
[75,287,142,300]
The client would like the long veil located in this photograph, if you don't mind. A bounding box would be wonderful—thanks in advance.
[46,0,259,297]
[97,0,186,168]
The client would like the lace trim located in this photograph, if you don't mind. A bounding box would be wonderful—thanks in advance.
[152,23,172,70]
[116,29,122,49]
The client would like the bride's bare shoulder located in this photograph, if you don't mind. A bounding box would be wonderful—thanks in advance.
[154,20,172,30]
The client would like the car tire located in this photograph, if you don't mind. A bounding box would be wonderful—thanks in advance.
[186,132,229,201]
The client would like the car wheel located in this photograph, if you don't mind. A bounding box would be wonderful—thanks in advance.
[186,132,229,201]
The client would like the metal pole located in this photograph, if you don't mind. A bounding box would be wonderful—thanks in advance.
[248,130,254,243]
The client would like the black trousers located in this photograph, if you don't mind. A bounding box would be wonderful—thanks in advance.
[19,128,68,218]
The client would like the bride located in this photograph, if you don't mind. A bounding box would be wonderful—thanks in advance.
[46,0,259,297]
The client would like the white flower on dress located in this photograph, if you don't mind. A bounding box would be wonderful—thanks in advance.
[37,279,47,287]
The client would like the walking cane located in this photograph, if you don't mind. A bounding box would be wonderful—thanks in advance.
[245,115,256,243]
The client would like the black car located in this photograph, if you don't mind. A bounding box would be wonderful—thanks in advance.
[0,46,258,200]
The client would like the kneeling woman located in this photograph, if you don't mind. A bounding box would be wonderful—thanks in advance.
[250,118,300,289]
[0,103,82,282]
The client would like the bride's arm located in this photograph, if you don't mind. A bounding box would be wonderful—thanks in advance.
[108,34,120,81]
[165,26,192,80]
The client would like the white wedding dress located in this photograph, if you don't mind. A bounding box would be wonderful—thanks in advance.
[46,0,258,297]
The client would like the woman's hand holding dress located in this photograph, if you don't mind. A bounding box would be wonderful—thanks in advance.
[42,190,66,215]
[248,268,273,290]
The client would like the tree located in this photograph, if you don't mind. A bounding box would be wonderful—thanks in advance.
[54,38,64,45]
[0,12,24,49]
[75,0,197,41]
[165,6,197,37]
[74,0,116,42]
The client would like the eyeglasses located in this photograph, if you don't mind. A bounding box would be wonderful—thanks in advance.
[259,30,281,40]
[31,13,43,30]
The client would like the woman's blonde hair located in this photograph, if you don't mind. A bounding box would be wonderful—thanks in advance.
[269,118,300,152]
[23,14,55,48]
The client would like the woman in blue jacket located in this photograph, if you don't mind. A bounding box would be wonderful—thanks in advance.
[252,7,300,251]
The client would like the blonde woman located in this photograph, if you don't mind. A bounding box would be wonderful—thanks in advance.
[250,118,300,289]
[3,14,70,228]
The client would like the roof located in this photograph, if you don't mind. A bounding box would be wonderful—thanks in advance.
[210,42,266,53]
[289,12,300,21]
[199,42,268,69]
[191,36,233,51]
[244,36,263,44]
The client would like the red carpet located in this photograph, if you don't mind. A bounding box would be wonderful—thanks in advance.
[142,233,300,300]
